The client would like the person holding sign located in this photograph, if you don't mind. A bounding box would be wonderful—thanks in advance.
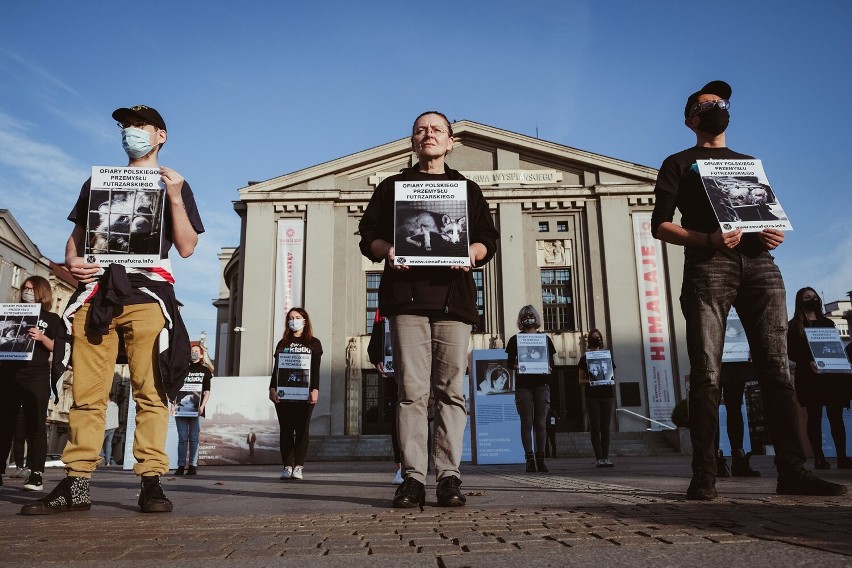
[173,343,213,476]
[22,106,204,516]
[578,329,616,468]
[0,277,60,492]
[269,308,322,481]
[787,288,851,470]
[367,311,403,485]
[651,81,845,500]
[359,111,499,509]
[506,306,556,473]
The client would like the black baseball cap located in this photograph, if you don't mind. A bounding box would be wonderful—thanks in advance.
[684,80,732,118]
[112,105,167,132]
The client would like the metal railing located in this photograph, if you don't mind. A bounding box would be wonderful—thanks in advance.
[617,408,676,430]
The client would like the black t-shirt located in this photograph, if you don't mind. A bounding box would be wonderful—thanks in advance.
[1,309,61,380]
[68,177,205,260]
[182,362,212,417]
[579,352,615,399]
[651,146,765,259]
[269,337,324,395]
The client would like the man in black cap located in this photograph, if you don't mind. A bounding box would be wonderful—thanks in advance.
[651,81,846,500]
[22,105,204,515]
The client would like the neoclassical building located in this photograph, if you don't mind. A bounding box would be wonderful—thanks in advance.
[215,121,689,437]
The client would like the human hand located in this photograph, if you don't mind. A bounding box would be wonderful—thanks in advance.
[160,166,185,201]
[388,246,411,271]
[309,389,318,405]
[809,361,819,374]
[757,228,784,250]
[269,388,280,404]
[374,363,387,378]
[709,228,742,250]
[66,255,101,283]
[27,328,44,343]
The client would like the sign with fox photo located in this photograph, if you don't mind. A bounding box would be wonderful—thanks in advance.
[393,181,470,267]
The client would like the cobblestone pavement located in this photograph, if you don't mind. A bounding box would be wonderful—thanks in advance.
[1,457,850,567]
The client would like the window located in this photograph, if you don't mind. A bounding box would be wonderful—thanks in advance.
[556,221,568,232]
[537,221,549,233]
[540,268,575,331]
[472,269,486,333]
[365,272,381,333]
[11,266,21,288]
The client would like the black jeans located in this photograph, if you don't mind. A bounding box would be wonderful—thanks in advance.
[275,402,315,467]
[0,374,50,473]
[586,396,613,460]
[681,249,805,477]
[805,403,847,460]
[515,385,550,454]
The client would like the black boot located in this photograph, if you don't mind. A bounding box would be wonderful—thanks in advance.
[139,475,173,513]
[535,453,548,473]
[716,450,731,477]
[525,452,537,473]
[21,476,91,515]
[731,450,761,477]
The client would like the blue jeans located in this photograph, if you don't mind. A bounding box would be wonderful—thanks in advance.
[101,428,116,465]
[680,249,805,477]
[175,417,202,467]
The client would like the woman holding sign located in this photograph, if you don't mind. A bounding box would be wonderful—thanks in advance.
[578,329,616,468]
[269,308,322,480]
[358,111,499,509]
[506,305,556,473]
[787,288,851,469]
[0,276,60,492]
[173,343,213,476]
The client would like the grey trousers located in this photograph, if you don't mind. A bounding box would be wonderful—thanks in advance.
[390,315,470,484]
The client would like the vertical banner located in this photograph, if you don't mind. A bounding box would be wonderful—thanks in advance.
[632,213,676,429]
[273,220,305,344]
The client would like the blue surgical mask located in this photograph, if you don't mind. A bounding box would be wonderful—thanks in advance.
[288,319,305,332]
[122,127,153,159]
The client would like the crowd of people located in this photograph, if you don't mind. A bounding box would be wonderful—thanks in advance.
[4,83,851,516]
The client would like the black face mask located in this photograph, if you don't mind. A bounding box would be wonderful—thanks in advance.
[696,107,729,135]
[588,338,602,348]
[803,298,821,311]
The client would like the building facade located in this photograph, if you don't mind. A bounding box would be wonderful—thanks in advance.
[215,121,690,437]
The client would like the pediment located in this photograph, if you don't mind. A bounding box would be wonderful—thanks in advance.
[0,209,42,257]
[239,120,657,199]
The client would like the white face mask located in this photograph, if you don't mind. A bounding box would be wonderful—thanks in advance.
[190,352,200,362]
[21,289,36,303]
[288,319,305,332]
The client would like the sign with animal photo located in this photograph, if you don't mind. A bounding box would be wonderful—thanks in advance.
[86,166,165,267]
[393,181,470,267]
[696,159,792,233]
[0,303,41,361]
[516,333,549,374]
[586,350,615,386]
[804,328,852,374]
[174,381,202,417]
[722,307,750,363]
[276,352,311,400]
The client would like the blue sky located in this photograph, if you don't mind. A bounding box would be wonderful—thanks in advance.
[2,1,851,351]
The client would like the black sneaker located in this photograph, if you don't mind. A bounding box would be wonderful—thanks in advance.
[777,469,848,496]
[436,475,466,507]
[186,465,197,475]
[21,476,91,515]
[139,475,173,513]
[173,467,185,476]
[686,472,717,501]
[392,477,425,511]
[23,471,43,491]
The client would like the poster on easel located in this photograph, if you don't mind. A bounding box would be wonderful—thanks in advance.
[469,349,524,465]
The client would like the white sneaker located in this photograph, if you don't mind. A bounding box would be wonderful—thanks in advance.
[11,467,30,479]
[392,468,404,485]
[292,466,303,480]
[279,466,293,480]
[603,458,615,468]
[595,459,605,468]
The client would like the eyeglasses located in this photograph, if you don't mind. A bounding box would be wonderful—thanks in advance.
[689,98,730,117]
[413,126,449,137]
[117,120,152,131]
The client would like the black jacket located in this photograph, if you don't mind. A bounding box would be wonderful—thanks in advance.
[358,165,499,324]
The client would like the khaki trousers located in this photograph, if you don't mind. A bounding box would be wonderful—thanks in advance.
[62,303,167,478]
[390,315,470,484]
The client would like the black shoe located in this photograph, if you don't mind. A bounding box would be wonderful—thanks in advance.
[777,469,847,496]
[139,475,173,513]
[23,471,43,491]
[731,452,761,477]
[173,467,185,476]
[535,453,549,473]
[186,465,197,475]
[686,473,717,501]
[392,477,425,511]
[716,450,731,477]
[436,475,466,507]
[21,476,91,515]
[525,452,537,473]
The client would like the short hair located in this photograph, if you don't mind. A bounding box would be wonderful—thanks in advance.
[516,305,542,330]
[23,276,52,312]
[411,111,453,137]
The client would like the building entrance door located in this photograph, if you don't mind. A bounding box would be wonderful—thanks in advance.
[550,366,582,432]
[362,371,395,435]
